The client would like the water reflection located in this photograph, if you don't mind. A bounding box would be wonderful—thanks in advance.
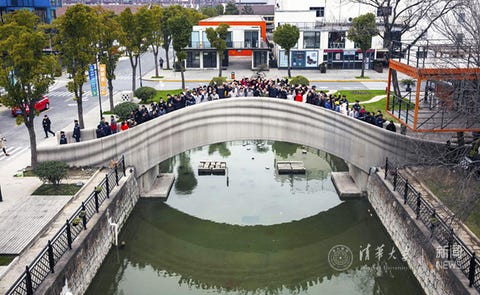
[86,141,423,295]
[87,201,423,295]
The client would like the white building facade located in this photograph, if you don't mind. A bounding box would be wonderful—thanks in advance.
[274,0,390,70]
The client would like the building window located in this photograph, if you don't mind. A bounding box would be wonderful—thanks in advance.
[328,32,346,48]
[203,51,217,68]
[458,12,465,23]
[187,52,200,68]
[377,6,392,17]
[303,31,320,49]
[309,7,325,17]
[244,30,259,48]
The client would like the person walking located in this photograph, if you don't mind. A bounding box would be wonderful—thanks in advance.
[159,57,164,70]
[72,120,81,142]
[0,136,9,156]
[42,115,55,138]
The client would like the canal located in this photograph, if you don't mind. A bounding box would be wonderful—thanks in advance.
[86,140,423,295]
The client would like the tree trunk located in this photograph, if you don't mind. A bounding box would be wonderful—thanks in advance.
[77,84,85,129]
[108,78,114,112]
[26,122,37,169]
[164,45,170,70]
[361,51,366,78]
[152,46,159,77]
[181,62,185,90]
[129,53,138,92]
[218,52,222,77]
[287,50,291,78]
[24,112,37,168]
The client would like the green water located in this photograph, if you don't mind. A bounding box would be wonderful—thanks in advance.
[86,141,424,295]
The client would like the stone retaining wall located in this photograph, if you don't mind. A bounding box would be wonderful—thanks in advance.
[37,169,139,295]
[367,172,475,295]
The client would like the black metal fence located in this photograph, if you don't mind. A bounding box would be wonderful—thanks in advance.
[6,156,126,295]
[384,158,480,292]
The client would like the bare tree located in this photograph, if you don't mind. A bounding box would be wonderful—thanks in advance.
[350,0,460,48]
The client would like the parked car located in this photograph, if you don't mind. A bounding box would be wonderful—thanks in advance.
[11,96,50,116]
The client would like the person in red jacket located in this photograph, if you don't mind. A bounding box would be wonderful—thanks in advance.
[294,89,303,102]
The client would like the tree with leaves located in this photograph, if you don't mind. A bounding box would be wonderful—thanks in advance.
[225,2,239,15]
[160,5,185,70]
[273,24,299,78]
[95,7,123,112]
[54,4,97,129]
[0,11,58,168]
[206,23,230,77]
[348,13,379,78]
[350,0,460,49]
[118,7,154,92]
[241,5,254,15]
[150,5,164,78]
[200,6,219,17]
[168,15,192,90]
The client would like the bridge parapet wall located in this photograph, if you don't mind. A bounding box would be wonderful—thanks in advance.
[37,98,445,178]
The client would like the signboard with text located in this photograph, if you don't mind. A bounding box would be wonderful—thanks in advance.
[88,64,98,97]
[99,64,107,96]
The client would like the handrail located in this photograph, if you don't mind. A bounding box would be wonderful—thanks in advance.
[384,157,480,291]
[6,155,126,295]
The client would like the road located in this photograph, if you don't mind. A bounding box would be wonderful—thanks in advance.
[0,50,386,162]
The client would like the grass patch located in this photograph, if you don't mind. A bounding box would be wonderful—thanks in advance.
[153,89,183,103]
[32,183,82,195]
[151,75,164,79]
[414,166,480,238]
[334,90,386,102]
[0,255,16,266]
[355,76,370,79]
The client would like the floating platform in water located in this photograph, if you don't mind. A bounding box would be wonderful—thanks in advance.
[276,161,306,174]
[198,161,227,175]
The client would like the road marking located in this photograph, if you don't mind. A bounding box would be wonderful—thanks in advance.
[1,146,30,161]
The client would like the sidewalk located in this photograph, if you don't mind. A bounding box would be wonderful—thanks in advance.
[143,67,392,83]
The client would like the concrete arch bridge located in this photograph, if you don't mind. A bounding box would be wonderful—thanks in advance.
[37,98,446,190]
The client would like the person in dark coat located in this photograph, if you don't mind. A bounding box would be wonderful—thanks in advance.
[72,120,81,142]
[42,115,55,138]
[386,120,397,132]
[59,131,67,144]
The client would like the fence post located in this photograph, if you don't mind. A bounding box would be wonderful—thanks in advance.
[47,240,55,273]
[384,157,388,179]
[25,266,33,295]
[416,194,421,219]
[469,252,477,287]
[81,202,87,230]
[94,191,99,213]
[115,164,119,186]
[430,209,436,234]
[393,170,398,191]
[66,220,72,250]
[122,155,126,177]
[448,229,454,260]
[106,174,110,198]
[404,180,409,204]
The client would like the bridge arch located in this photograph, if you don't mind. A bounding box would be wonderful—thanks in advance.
[37,98,443,182]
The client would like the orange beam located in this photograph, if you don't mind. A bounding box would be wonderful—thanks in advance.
[413,79,422,130]
[386,67,392,111]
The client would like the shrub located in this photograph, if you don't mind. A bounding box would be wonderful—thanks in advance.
[34,161,68,186]
[290,75,310,86]
[134,87,157,103]
[209,76,227,86]
[113,101,138,121]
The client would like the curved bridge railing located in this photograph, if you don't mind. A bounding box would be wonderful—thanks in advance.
[37,97,446,178]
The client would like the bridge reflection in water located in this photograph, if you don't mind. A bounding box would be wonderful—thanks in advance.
[86,141,424,295]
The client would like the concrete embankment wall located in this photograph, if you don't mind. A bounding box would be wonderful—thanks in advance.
[37,169,139,295]
[367,172,475,295]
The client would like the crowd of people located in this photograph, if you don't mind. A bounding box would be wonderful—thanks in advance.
[93,76,396,139]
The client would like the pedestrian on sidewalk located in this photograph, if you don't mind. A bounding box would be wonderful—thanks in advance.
[72,120,81,142]
[59,131,67,144]
[0,135,9,156]
[159,57,164,70]
[42,115,55,138]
